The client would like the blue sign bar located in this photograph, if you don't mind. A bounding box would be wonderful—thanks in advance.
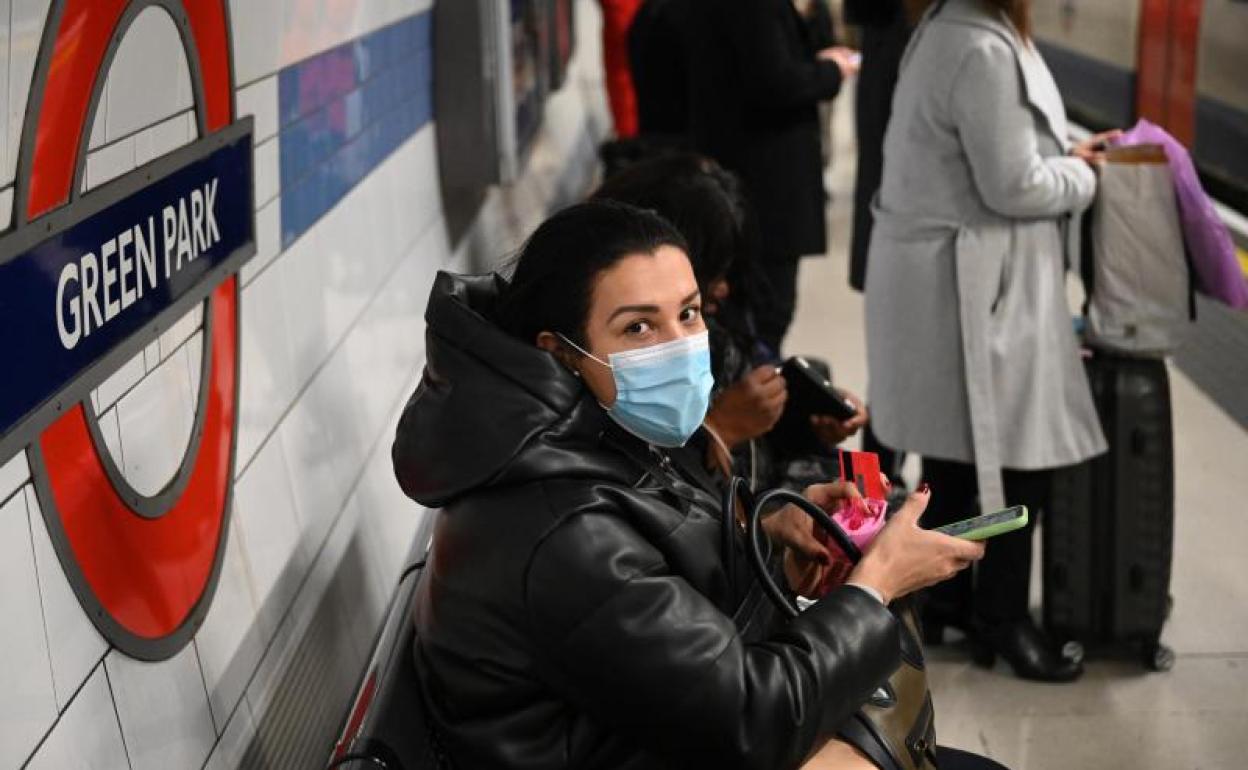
[0,128,254,442]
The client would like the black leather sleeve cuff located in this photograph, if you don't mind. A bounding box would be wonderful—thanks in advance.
[786,585,903,736]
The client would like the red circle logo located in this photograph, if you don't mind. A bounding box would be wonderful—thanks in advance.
[9,0,248,660]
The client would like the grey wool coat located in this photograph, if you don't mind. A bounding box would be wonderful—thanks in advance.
[863,0,1107,511]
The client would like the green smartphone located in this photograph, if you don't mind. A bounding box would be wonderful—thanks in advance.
[933,505,1029,541]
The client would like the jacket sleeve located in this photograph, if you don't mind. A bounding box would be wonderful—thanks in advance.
[722,0,844,112]
[524,509,901,770]
[949,40,1097,220]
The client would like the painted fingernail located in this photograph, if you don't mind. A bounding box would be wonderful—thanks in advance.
[917,483,931,494]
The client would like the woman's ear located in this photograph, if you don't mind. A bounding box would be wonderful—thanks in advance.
[535,331,561,355]
[536,331,580,372]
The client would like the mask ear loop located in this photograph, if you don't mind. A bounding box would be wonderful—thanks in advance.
[555,333,611,369]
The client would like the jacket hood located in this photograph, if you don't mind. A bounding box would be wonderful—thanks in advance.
[392,272,641,507]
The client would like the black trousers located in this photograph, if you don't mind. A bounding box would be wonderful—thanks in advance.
[754,252,801,353]
[920,457,1053,624]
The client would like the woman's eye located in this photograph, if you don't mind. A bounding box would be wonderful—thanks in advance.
[680,305,702,323]
[625,320,652,335]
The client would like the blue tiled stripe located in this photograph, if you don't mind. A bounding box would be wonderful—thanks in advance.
[278,12,434,249]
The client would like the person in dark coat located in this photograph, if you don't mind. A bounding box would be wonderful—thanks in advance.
[845,0,931,293]
[684,0,858,352]
[628,0,691,139]
[391,201,984,769]
[844,0,932,488]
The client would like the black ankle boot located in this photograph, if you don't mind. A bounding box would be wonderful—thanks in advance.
[971,618,1083,683]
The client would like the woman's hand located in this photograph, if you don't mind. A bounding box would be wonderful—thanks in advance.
[847,486,985,604]
[818,46,861,79]
[1071,129,1123,166]
[810,390,868,447]
[705,365,788,450]
[769,481,860,595]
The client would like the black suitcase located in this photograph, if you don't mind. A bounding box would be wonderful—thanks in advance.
[1044,352,1176,671]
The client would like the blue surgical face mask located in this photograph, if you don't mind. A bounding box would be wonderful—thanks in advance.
[559,332,714,448]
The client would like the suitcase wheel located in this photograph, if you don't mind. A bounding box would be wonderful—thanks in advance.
[1061,640,1085,665]
[1144,643,1175,672]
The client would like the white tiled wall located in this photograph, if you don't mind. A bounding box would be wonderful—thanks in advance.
[26,487,107,712]
[0,452,29,503]
[114,348,197,495]
[0,492,56,768]
[5,0,610,766]
[104,7,193,144]
[105,644,217,770]
[195,521,264,731]
[23,666,128,770]
[6,0,44,187]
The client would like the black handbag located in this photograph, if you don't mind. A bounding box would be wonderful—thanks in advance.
[732,483,938,770]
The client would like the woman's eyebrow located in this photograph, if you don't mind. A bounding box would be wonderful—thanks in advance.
[607,304,660,322]
[606,292,701,323]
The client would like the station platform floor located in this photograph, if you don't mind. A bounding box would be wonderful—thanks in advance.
[784,94,1248,769]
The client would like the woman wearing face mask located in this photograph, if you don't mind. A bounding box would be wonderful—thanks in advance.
[392,201,986,769]
[591,154,869,493]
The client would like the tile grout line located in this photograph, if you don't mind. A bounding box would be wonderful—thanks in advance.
[191,637,219,740]
[102,657,136,770]
[1,479,28,510]
[95,321,205,417]
[84,108,193,164]
[19,483,61,721]
[19,651,112,769]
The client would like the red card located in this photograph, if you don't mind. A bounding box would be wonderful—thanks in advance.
[838,450,885,500]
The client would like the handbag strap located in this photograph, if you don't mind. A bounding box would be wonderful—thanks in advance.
[744,487,862,619]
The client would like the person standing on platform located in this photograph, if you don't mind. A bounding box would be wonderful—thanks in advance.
[628,0,691,140]
[794,0,840,170]
[599,0,644,138]
[685,0,859,353]
[864,0,1118,682]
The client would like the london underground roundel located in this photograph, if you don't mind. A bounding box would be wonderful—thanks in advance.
[0,0,254,660]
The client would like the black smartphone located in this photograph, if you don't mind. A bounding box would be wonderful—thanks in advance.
[770,357,859,455]
[781,357,858,421]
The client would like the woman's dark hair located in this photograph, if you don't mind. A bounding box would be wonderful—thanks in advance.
[983,0,1031,40]
[591,154,748,291]
[496,200,689,346]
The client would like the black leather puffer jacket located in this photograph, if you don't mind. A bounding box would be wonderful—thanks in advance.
[392,273,901,770]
